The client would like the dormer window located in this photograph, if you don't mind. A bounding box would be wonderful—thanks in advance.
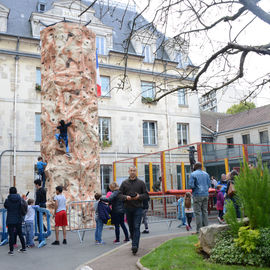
[37,1,47,13]
[142,44,152,63]
[96,36,106,55]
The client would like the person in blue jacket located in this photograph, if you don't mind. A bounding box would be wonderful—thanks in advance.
[189,162,211,234]
[37,156,47,188]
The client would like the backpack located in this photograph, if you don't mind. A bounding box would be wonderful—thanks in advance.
[21,199,28,216]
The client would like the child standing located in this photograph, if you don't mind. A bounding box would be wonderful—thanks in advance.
[94,193,110,245]
[216,185,225,223]
[184,192,194,231]
[25,199,39,248]
[37,157,47,188]
[52,186,68,245]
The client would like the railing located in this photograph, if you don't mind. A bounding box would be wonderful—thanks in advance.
[34,207,52,248]
[0,208,8,246]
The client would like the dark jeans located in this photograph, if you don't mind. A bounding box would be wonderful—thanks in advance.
[112,212,129,241]
[125,207,143,248]
[229,196,241,218]
[186,213,193,227]
[8,223,26,251]
[218,210,224,219]
[38,171,46,188]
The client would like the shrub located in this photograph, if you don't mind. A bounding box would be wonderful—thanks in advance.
[210,228,270,267]
[234,226,260,253]
[224,200,243,236]
[234,158,270,229]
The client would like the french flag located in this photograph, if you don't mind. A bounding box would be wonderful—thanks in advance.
[96,50,101,97]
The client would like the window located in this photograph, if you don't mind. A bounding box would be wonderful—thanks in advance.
[99,117,111,142]
[141,81,155,99]
[259,130,269,144]
[242,134,251,144]
[36,68,41,90]
[96,36,106,55]
[142,44,152,63]
[100,76,110,97]
[144,164,160,191]
[178,89,186,105]
[100,165,112,194]
[143,121,157,145]
[176,165,191,189]
[227,137,234,148]
[35,113,42,141]
[177,123,189,146]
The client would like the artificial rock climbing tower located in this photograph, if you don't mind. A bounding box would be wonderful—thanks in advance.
[40,22,100,201]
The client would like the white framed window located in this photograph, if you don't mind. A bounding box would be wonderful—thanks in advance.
[142,44,152,63]
[36,67,41,90]
[143,121,157,145]
[96,36,106,55]
[259,130,269,144]
[101,76,110,97]
[141,81,155,99]
[99,117,111,142]
[100,165,112,194]
[177,123,189,146]
[35,113,42,141]
[242,134,251,144]
[227,137,234,148]
[178,89,187,105]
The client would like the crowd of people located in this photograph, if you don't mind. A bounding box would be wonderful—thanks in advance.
[3,166,149,256]
[3,161,248,256]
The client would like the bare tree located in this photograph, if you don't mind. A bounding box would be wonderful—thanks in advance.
[83,0,270,103]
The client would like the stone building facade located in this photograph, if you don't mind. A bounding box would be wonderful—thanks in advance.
[0,0,201,201]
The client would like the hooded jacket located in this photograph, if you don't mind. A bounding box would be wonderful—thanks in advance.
[4,194,23,224]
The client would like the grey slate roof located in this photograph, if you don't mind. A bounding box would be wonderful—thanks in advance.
[201,104,270,134]
[0,0,173,61]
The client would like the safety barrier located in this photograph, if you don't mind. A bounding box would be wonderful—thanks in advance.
[69,200,96,243]
[147,195,178,229]
[34,207,52,248]
[0,208,8,246]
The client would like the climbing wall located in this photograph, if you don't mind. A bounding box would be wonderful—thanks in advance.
[40,22,100,202]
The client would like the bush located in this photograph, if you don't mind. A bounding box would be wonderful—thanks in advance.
[234,226,260,253]
[210,228,270,267]
[234,159,270,229]
[224,200,243,236]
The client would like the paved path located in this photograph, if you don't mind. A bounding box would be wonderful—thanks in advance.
[0,216,218,270]
[81,232,190,270]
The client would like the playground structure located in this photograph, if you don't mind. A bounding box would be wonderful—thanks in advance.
[112,142,270,194]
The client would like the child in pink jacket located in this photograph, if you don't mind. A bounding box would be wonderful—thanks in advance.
[216,185,225,223]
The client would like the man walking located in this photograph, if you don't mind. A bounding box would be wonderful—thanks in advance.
[119,166,148,255]
[189,162,211,234]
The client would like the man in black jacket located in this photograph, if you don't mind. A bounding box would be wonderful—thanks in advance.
[34,179,47,236]
[4,187,26,255]
[119,166,149,255]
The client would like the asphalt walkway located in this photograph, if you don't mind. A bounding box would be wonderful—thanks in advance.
[0,216,218,270]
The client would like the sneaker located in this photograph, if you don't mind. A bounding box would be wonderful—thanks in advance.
[63,239,67,244]
[13,244,18,248]
[132,246,138,255]
[51,241,60,245]
[18,248,26,253]
[123,239,130,243]
[96,241,106,245]
[8,251,14,256]
[113,240,121,245]
[142,230,149,234]
[217,217,222,224]
[186,225,190,231]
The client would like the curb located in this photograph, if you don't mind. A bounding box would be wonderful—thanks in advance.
[136,259,150,270]
[75,241,131,270]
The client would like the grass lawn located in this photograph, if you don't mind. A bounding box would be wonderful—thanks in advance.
[140,235,270,270]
